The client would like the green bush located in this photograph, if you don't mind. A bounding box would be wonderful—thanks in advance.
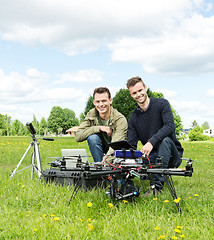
[188,125,210,141]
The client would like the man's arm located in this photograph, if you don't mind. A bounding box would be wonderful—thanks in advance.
[148,99,175,147]
[75,118,100,142]
[105,115,128,157]
[127,116,138,149]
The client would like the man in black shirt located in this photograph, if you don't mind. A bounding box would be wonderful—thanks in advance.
[127,76,183,194]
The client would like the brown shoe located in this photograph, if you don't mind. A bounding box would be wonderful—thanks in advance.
[142,187,161,197]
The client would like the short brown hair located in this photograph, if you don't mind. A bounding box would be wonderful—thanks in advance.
[126,76,146,89]
[93,87,111,99]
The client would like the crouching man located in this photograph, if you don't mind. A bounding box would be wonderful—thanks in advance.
[75,87,128,162]
[126,76,184,195]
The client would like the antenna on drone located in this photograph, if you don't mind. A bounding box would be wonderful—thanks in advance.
[10,122,54,180]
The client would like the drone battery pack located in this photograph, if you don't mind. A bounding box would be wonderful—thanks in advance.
[43,168,107,190]
[114,150,142,158]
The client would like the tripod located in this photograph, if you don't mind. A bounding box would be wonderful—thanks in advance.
[10,134,43,180]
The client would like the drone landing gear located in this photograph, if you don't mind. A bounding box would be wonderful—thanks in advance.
[164,175,182,214]
[68,178,82,205]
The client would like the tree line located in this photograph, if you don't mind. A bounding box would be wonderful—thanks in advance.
[0,87,208,138]
[0,107,79,136]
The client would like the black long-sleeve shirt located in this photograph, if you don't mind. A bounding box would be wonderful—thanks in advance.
[128,98,183,154]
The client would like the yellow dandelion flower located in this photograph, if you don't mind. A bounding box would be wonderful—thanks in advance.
[123,200,128,203]
[26,214,30,217]
[164,200,169,203]
[188,197,191,199]
[22,185,25,188]
[88,218,91,223]
[155,226,160,230]
[79,218,83,222]
[174,228,181,234]
[174,199,180,203]
[87,202,92,208]
[176,226,182,229]
[194,194,199,197]
[42,214,46,219]
[153,198,158,201]
[171,236,178,240]
[158,235,166,239]
[50,214,55,217]
[88,223,93,231]
[34,228,38,232]
[180,235,185,238]
[53,217,60,221]
[108,203,114,208]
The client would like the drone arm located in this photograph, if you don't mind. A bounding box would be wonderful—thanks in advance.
[83,169,123,179]
[146,168,193,177]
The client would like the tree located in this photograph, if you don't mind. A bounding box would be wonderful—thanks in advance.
[112,89,137,120]
[11,119,26,136]
[172,108,183,136]
[4,114,11,136]
[84,96,94,117]
[47,106,79,134]
[202,121,210,130]
[32,114,40,134]
[188,125,210,141]
[62,108,79,131]
[48,106,64,134]
[79,112,85,123]
[191,120,198,128]
[0,114,7,136]
[39,117,48,135]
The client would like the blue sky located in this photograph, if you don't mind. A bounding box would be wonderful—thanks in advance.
[0,0,214,129]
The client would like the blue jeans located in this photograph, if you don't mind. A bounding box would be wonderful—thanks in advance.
[148,137,182,190]
[87,134,109,162]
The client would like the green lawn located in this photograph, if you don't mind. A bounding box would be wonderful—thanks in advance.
[0,136,213,239]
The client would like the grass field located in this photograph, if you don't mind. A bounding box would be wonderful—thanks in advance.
[0,136,213,239]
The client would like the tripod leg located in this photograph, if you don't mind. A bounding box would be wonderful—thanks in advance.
[31,145,36,180]
[10,143,32,180]
[164,175,182,213]
[35,142,43,179]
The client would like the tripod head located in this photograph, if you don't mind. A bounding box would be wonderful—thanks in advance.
[26,122,36,135]
[26,122,54,142]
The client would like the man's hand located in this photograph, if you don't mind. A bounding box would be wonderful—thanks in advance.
[141,142,153,156]
[99,126,112,136]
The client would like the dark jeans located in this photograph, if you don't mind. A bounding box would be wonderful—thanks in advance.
[148,137,182,190]
[87,134,109,162]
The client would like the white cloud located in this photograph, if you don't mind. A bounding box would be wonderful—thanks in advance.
[1,0,213,75]
[206,88,214,97]
[54,70,104,84]
[0,68,87,105]
[153,89,177,98]
[170,99,214,127]
[26,68,49,79]
[42,88,85,102]
[109,13,214,75]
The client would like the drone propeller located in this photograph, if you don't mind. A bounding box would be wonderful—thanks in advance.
[181,158,198,162]
[65,155,93,158]
[89,162,106,166]
[48,157,62,160]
